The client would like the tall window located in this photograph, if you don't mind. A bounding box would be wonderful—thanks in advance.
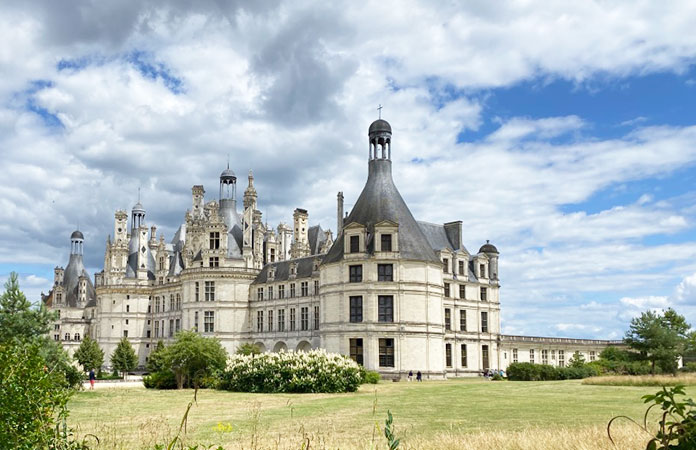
[377,264,393,281]
[290,283,296,298]
[558,350,565,367]
[381,233,392,251]
[209,257,219,268]
[482,344,490,370]
[257,288,263,301]
[481,311,488,333]
[459,284,465,299]
[194,311,198,332]
[378,296,393,322]
[154,320,159,337]
[278,285,285,299]
[479,264,485,278]
[195,282,199,302]
[268,286,273,300]
[257,311,263,332]
[205,281,215,301]
[56,293,62,303]
[461,344,468,367]
[445,343,452,367]
[458,260,465,275]
[541,349,549,365]
[74,333,81,341]
[290,308,296,331]
[204,311,214,333]
[155,297,160,313]
[170,295,174,310]
[444,308,451,330]
[64,333,70,341]
[175,318,180,332]
[349,338,364,365]
[349,296,363,323]
[529,349,535,364]
[442,258,449,273]
[314,280,319,295]
[267,310,273,332]
[301,281,308,296]
[480,287,487,301]
[278,309,285,331]
[444,283,450,297]
[512,348,518,363]
[301,307,309,331]
[176,294,181,310]
[349,265,362,282]
[314,306,319,330]
[209,232,220,249]
[169,319,174,337]
[379,338,394,367]
[123,330,128,338]
[460,309,467,331]
[350,235,360,253]
[589,351,596,362]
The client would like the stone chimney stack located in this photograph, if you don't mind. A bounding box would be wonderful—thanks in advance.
[290,208,310,258]
[337,192,344,236]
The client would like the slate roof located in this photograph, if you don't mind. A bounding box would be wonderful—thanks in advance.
[62,254,97,307]
[253,255,320,284]
[308,225,328,255]
[323,159,439,264]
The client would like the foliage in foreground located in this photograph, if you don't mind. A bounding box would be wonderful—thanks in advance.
[506,362,599,381]
[609,385,696,449]
[219,349,362,393]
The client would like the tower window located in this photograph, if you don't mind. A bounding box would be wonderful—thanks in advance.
[480,264,486,278]
[460,309,467,331]
[350,296,363,323]
[444,283,450,298]
[378,296,393,322]
[480,287,487,301]
[377,264,393,282]
[209,232,220,250]
[444,308,451,330]
[379,338,394,367]
[443,258,449,273]
[445,343,452,367]
[459,285,465,299]
[209,257,219,268]
[278,285,285,299]
[481,311,488,333]
[205,281,215,301]
[204,311,215,333]
[461,344,468,367]
[349,338,364,365]
[349,265,362,283]
[257,311,263,332]
[301,281,308,296]
[381,234,392,252]
[350,235,360,253]
[301,307,309,331]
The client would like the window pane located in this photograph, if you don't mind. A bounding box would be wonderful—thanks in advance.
[378,296,393,322]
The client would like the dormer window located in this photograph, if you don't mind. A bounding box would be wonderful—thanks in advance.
[443,258,449,273]
[381,234,392,252]
[458,261,465,275]
[289,263,297,276]
[350,235,360,253]
[479,264,486,278]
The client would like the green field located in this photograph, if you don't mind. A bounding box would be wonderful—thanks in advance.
[68,379,693,449]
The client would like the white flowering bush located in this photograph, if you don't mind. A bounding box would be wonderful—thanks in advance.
[218,349,362,393]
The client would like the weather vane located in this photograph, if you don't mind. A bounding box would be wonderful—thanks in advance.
[377,104,383,119]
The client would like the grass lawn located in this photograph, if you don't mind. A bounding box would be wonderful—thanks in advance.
[68,379,694,449]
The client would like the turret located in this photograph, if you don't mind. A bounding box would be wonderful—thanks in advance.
[192,185,205,219]
[290,208,310,258]
[243,170,257,210]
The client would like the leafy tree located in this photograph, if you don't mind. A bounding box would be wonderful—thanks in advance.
[568,351,586,368]
[73,336,104,372]
[0,272,55,342]
[624,308,692,374]
[163,331,228,389]
[599,346,632,362]
[236,342,261,356]
[146,340,167,373]
[111,337,138,378]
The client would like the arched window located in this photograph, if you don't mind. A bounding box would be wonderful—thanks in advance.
[64,333,70,341]
[74,333,81,341]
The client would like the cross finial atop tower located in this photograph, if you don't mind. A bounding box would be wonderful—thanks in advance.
[377,104,383,119]
[138,186,141,202]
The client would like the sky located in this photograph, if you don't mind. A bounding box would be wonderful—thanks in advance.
[1,0,696,340]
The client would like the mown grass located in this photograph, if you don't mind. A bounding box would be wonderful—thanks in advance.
[583,374,696,386]
[67,379,695,449]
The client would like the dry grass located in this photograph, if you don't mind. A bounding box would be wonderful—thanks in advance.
[582,373,696,386]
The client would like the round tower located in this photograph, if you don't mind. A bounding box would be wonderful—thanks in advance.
[479,240,499,281]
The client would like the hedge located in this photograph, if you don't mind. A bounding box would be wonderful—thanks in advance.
[506,362,599,381]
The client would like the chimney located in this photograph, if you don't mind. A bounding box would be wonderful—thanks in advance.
[337,192,344,236]
[444,221,462,250]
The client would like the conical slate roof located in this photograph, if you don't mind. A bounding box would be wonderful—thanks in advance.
[324,159,439,264]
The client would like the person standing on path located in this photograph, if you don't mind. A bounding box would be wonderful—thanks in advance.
[89,368,96,390]
[416,371,422,382]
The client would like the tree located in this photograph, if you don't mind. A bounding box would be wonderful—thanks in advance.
[73,336,104,372]
[111,337,138,378]
[146,340,167,373]
[0,272,54,342]
[236,342,261,356]
[163,331,228,389]
[624,308,692,374]
[568,351,586,368]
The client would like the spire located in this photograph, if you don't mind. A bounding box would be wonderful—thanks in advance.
[243,169,257,210]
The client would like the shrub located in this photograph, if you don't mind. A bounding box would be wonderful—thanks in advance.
[143,370,177,389]
[557,365,599,380]
[163,331,228,389]
[507,362,556,381]
[491,373,504,381]
[680,362,696,373]
[361,368,381,384]
[219,349,362,393]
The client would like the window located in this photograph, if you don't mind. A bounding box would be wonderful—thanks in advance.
[589,351,596,362]
[195,282,199,302]
[314,280,319,295]
[155,297,160,313]
[558,350,565,367]
[74,333,81,341]
[159,256,165,270]
[205,281,215,301]
[529,349,535,364]
[461,344,468,367]
[204,311,214,333]
[482,344,490,370]
[54,334,59,341]
[278,309,285,331]
[301,281,308,296]
[176,294,181,310]
[458,260,465,275]
[270,248,275,262]
[377,264,393,282]
[126,319,129,325]
[349,296,363,323]
[480,287,487,301]
[175,318,180,332]
[480,264,486,278]
[381,233,392,251]
[301,307,309,331]
[194,312,199,332]
[64,333,70,341]
[268,311,273,332]
[169,319,174,337]
[123,330,128,338]
[379,338,394,367]
[444,283,450,298]
[350,235,360,253]
[541,349,549,365]
[349,338,364,365]
[170,295,174,310]
[349,265,362,283]
[481,311,488,333]
[56,293,62,303]
[459,285,465,299]
[209,257,219,268]
[445,343,452,367]
[126,305,130,313]
[278,285,285,299]
[209,232,220,249]
[268,286,273,300]
[155,321,160,337]
[257,311,263,332]
[442,258,449,273]
[290,308,296,331]
[56,310,60,319]
[512,348,518,363]
[257,288,263,301]
[314,306,319,330]
[290,283,296,298]
[551,350,556,360]
[378,296,394,322]
[444,308,451,330]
